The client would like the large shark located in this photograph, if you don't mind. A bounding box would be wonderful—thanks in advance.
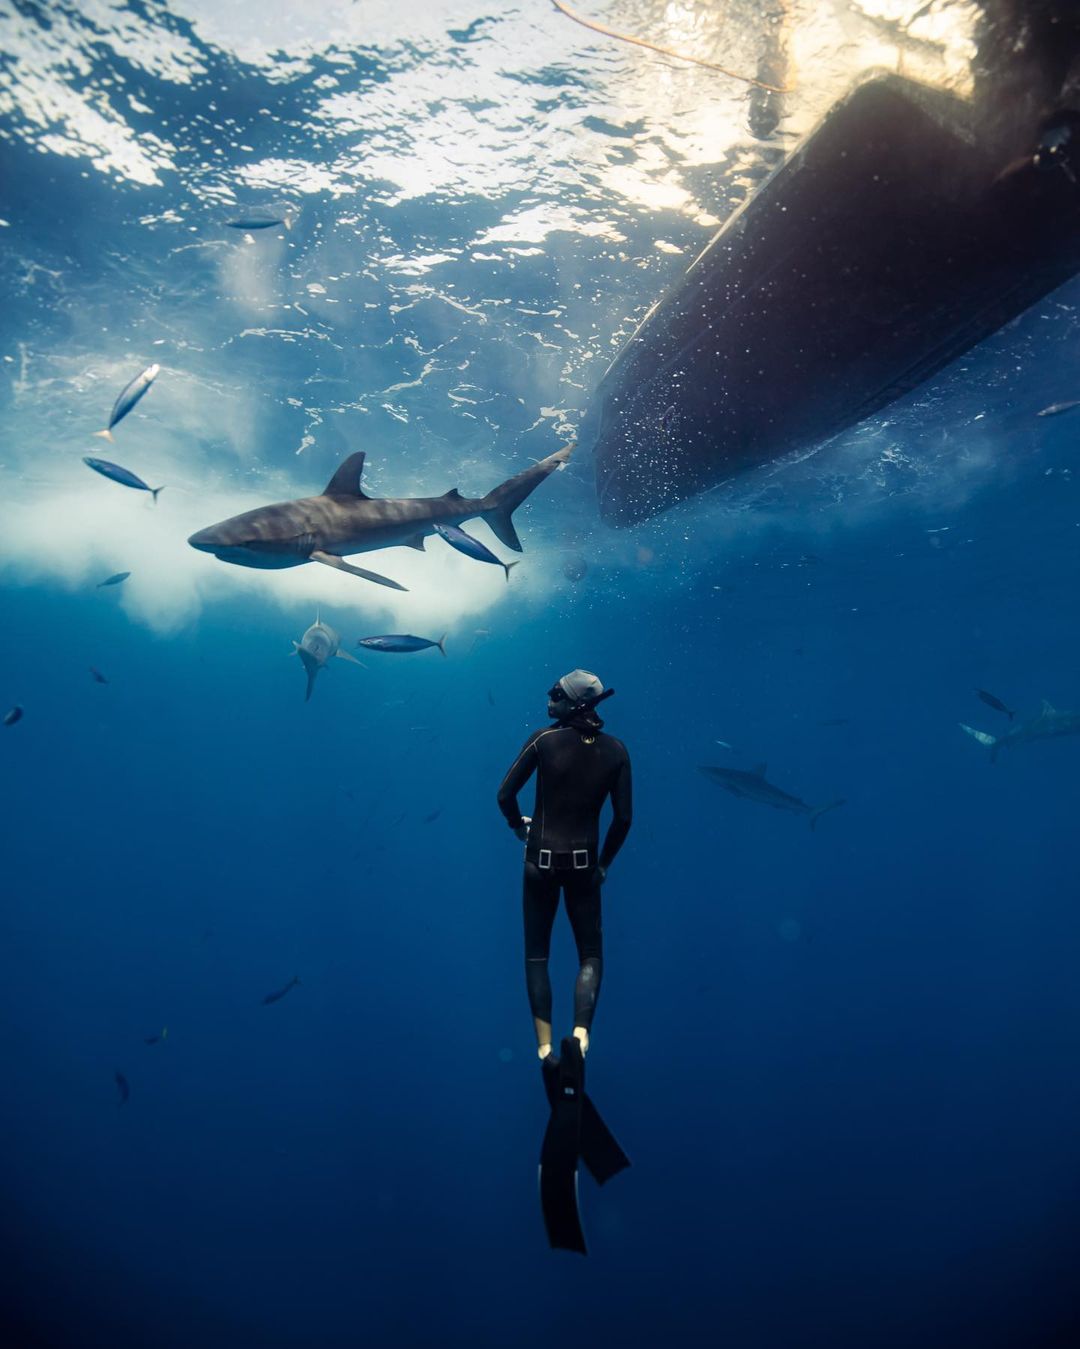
[960,699,1080,762]
[292,611,363,702]
[699,763,845,830]
[189,445,572,590]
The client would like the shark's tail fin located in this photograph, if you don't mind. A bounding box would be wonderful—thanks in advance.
[480,444,572,552]
[298,649,319,702]
[960,723,1000,761]
[809,798,845,831]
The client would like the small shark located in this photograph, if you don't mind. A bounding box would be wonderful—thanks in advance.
[699,763,845,830]
[189,445,572,591]
[960,698,1080,762]
[292,611,363,701]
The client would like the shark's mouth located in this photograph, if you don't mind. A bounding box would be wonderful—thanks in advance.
[196,542,307,570]
[187,524,314,567]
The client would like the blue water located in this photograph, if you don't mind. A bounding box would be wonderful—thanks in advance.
[2,3,1080,1346]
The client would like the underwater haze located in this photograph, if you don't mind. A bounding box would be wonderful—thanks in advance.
[2,2,1080,1347]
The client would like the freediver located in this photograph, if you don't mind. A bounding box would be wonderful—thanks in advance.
[497,669,633,1253]
[497,669,632,1061]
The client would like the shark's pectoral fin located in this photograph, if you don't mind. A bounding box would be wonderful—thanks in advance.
[335,649,367,668]
[404,533,427,551]
[297,648,319,702]
[309,550,408,591]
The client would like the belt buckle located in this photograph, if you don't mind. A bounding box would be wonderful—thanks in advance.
[538,849,552,870]
[572,849,589,870]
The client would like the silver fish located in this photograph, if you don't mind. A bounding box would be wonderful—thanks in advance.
[976,689,1015,720]
[357,634,447,657]
[96,363,160,440]
[262,976,300,1005]
[83,457,163,502]
[226,212,293,231]
[433,522,519,581]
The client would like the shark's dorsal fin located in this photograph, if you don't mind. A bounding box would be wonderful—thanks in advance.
[1041,698,1058,716]
[751,762,767,777]
[442,488,464,501]
[323,452,369,498]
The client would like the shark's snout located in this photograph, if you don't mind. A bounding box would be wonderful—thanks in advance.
[187,526,223,554]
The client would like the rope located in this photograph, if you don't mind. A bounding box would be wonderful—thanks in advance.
[549,0,793,94]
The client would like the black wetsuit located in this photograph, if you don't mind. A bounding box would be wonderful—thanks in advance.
[497,714,632,1033]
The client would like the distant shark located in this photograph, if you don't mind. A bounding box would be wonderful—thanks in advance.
[292,611,363,702]
[189,445,572,590]
[699,763,845,830]
[960,698,1080,763]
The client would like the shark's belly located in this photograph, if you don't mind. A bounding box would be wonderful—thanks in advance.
[217,547,307,570]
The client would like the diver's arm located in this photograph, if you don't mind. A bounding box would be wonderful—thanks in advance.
[598,748,633,870]
[497,732,540,832]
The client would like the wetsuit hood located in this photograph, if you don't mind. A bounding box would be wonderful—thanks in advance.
[547,668,614,727]
[557,669,604,704]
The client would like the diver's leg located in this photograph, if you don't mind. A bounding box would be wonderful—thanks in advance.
[564,872,603,1055]
[523,861,559,1058]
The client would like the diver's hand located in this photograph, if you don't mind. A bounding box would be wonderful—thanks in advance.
[514,816,531,843]
[596,864,607,885]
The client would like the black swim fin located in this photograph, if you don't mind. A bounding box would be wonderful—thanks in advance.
[539,1038,586,1254]
[539,1038,631,1253]
[580,1094,631,1186]
[541,1046,630,1187]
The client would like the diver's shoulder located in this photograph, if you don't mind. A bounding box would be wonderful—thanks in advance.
[599,730,630,756]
